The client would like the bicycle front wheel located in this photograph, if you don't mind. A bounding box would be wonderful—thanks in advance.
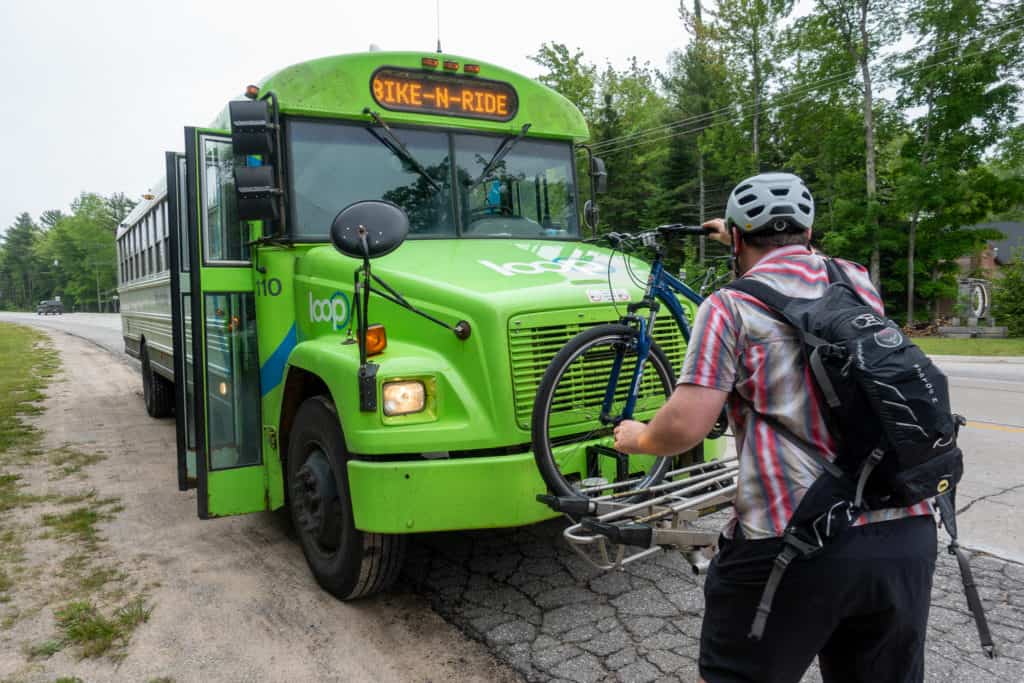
[531,323,675,501]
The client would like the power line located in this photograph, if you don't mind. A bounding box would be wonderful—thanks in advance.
[586,13,1024,155]
[590,31,1024,158]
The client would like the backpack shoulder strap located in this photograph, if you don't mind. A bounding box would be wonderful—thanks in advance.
[825,258,852,286]
[723,277,794,317]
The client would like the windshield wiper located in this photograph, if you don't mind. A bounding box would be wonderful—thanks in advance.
[362,108,442,193]
[469,123,532,189]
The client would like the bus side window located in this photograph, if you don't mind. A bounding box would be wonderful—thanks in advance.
[202,140,249,263]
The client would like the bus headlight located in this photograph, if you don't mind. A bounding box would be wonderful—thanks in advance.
[382,380,426,416]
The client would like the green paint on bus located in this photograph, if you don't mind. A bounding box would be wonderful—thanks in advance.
[119,50,723,561]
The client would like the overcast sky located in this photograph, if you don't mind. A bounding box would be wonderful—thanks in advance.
[1,0,699,233]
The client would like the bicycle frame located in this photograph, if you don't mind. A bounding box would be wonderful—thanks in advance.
[600,250,705,422]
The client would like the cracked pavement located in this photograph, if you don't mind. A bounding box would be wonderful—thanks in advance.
[405,511,1024,682]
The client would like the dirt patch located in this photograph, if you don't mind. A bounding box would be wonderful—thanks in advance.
[0,327,519,682]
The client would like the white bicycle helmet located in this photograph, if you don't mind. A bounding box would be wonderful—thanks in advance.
[725,172,814,235]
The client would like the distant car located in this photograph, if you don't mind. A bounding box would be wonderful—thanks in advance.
[36,300,64,315]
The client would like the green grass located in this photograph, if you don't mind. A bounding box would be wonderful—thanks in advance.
[40,497,121,546]
[0,324,59,455]
[27,638,64,659]
[48,448,105,479]
[912,337,1024,356]
[0,323,150,663]
[49,597,152,659]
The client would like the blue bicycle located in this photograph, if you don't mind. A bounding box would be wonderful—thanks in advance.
[531,224,728,504]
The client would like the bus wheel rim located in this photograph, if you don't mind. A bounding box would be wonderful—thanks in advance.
[293,446,341,551]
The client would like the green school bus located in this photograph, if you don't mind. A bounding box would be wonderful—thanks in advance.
[151,50,722,599]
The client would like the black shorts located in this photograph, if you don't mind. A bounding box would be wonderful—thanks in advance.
[699,515,937,683]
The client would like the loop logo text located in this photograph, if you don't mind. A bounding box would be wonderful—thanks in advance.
[308,291,350,331]
[479,256,612,277]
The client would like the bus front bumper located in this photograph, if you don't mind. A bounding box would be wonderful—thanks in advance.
[346,438,726,534]
[347,452,557,534]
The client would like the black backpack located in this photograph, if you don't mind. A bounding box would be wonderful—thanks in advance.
[725,259,995,657]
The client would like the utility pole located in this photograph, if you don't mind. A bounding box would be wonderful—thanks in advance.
[698,152,706,265]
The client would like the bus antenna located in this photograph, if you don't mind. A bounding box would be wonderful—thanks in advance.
[436,0,442,53]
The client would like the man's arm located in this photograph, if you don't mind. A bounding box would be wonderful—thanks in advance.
[613,384,729,456]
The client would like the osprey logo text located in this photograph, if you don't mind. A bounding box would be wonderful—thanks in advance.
[852,313,885,330]
[309,291,351,331]
[913,362,940,404]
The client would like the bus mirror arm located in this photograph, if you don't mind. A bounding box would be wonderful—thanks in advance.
[367,272,471,340]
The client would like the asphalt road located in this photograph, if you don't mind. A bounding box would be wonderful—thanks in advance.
[930,354,1024,566]
[2,312,1022,681]
[0,311,126,359]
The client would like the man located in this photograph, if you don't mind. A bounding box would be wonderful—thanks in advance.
[613,172,937,683]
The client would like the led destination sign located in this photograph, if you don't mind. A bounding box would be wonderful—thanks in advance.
[370,67,518,122]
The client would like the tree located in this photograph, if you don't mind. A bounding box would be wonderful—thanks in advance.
[992,249,1024,336]
[35,193,125,311]
[590,59,672,232]
[814,0,902,288]
[0,213,43,309]
[895,0,1024,323]
[663,1,734,247]
[706,0,794,169]
[529,43,598,121]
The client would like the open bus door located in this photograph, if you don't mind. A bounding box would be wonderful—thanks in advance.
[167,129,268,518]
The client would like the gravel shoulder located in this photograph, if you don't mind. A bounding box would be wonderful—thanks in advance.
[2,327,518,683]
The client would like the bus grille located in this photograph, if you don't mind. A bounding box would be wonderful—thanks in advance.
[508,309,690,430]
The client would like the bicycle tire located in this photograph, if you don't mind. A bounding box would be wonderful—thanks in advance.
[532,323,675,501]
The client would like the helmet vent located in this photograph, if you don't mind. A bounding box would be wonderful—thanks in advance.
[802,191,812,200]
[798,203,811,214]
[769,205,794,215]
[736,183,753,194]
[770,188,789,196]
[738,193,758,206]
[747,206,765,217]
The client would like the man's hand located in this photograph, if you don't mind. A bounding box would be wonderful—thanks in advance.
[703,218,731,246]
[613,419,648,454]
[612,385,730,458]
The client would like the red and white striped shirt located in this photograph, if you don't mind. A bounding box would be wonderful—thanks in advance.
[678,245,932,540]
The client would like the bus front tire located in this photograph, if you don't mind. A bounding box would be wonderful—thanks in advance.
[287,395,406,600]
[141,343,174,418]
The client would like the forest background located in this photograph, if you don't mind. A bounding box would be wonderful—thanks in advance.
[2,0,1023,327]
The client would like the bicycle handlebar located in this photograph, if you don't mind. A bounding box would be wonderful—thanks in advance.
[603,224,712,249]
[656,224,714,237]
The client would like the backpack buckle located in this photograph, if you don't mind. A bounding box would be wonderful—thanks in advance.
[810,500,858,546]
[782,527,823,557]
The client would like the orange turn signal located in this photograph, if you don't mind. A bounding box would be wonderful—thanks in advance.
[245,84,260,99]
[365,324,387,356]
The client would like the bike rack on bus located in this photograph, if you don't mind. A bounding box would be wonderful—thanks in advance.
[538,457,739,572]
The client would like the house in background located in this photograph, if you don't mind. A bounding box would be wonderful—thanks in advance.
[934,221,1023,330]
[980,221,1024,267]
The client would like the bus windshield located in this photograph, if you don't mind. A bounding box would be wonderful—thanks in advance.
[287,119,578,239]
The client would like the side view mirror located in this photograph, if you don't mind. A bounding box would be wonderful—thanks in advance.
[234,166,280,221]
[590,156,608,194]
[583,199,600,231]
[230,95,285,231]
[229,100,275,157]
[330,200,410,259]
